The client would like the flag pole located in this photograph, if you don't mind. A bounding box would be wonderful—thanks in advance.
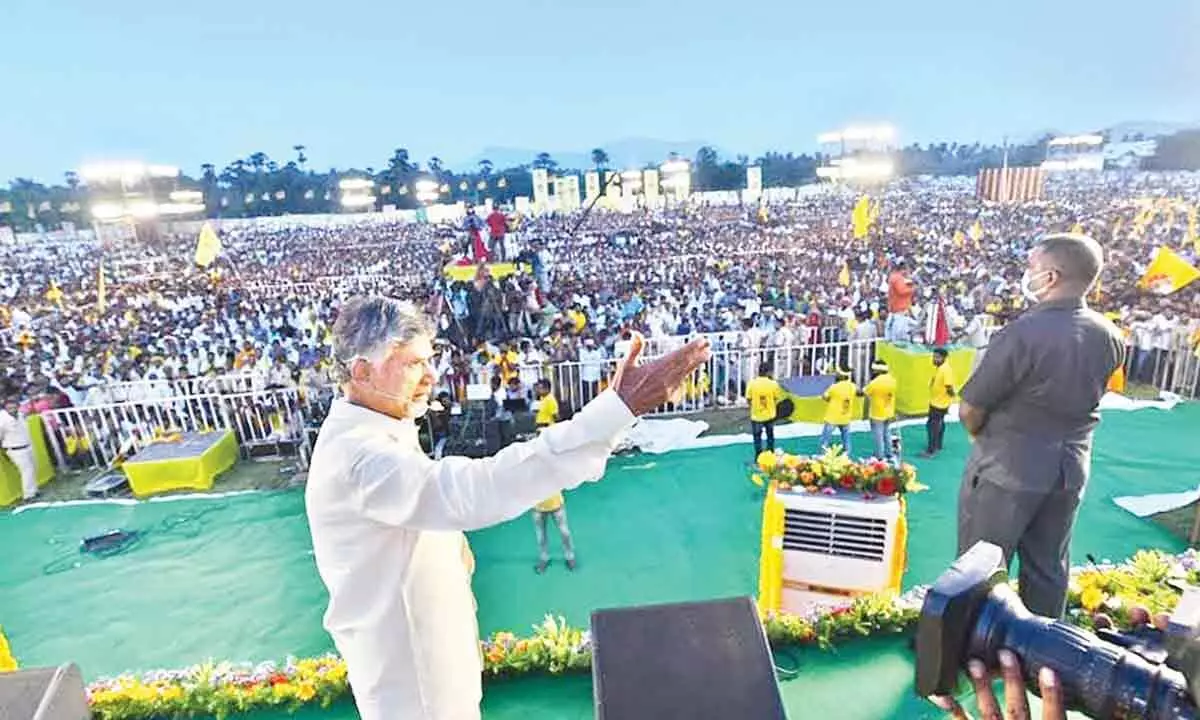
[998,135,1009,204]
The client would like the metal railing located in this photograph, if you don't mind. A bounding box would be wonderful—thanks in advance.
[457,338,879,419]
[1125,329,1200,399]
[79,372,263,405]
[38,387,313,471]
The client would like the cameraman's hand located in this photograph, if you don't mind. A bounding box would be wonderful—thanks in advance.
[929,649,1064,720]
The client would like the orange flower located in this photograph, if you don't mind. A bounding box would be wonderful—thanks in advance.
[799,471,815,485]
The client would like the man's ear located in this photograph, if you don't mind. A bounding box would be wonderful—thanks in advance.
[348,358,371,384]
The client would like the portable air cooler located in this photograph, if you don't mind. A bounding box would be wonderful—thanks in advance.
[758,483,907,616]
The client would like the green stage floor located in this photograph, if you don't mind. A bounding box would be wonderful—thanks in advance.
[2,403,1197,719]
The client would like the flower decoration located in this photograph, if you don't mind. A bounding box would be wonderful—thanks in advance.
[755,446,923,497]
[66,550,1200,719]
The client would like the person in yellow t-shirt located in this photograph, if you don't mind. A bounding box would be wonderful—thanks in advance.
[745,362,784,457]
[533,379,559,428]
[820,369,858,455]
[532,380,575,573]
[922,348,956,458]
[863,361,898,460]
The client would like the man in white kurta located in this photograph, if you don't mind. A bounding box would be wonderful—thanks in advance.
[306,392,634,719]
[0,401,38,500]
[305,295,708,720]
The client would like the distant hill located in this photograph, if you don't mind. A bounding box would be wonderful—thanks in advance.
[1104,120,1197,142]
[453,137,722,172]
[1020,121,1197,145]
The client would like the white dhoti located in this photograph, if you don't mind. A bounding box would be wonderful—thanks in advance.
[5,446,38,498]
[968,346,987,378]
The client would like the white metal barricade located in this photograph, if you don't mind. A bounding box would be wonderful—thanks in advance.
[39,387,311,471]
[469,339,878,418]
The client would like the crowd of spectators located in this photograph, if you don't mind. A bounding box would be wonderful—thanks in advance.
[2,172,1198,438]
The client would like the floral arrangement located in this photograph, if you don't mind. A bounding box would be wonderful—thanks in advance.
[1067,549,1200,630]
[17,550,1194,719]
[751,446,924,498]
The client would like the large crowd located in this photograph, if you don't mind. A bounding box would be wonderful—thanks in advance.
[2,172,1199,440]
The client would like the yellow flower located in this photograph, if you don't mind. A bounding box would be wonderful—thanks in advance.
[783,455,802,469]
[750,473,765,487]
[757,451,777,471]
[297,681,317,702]
[160,685,184,701]
[495,631,516,645]
[272,683,294,700]
[1081,586,1105,612]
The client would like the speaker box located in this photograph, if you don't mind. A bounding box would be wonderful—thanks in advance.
[590,596,786,720]
[0,664,89,720]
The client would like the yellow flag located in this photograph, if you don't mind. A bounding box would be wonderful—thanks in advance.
[0,626,16,672]
[852,196,871,239]
[1134,204,1159,234]
[45,282,64,309]
[952,230,965,248]
[1138,246,1200,295]
[1188,206,1197,253]
[838,260,851,287]
[97,266,107,313]
[194,222,222,267]
[968,220,983,248]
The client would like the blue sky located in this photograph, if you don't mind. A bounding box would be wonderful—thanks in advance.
[4,0,1198,182]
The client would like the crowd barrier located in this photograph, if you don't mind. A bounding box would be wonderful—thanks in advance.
[31,328,1198,475]
[38,387,313,472]
[477,338,879,419]
[1127,332,1200,399]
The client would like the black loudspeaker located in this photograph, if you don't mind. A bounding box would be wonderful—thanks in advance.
[0,664,89,720]
[590,597,786,720]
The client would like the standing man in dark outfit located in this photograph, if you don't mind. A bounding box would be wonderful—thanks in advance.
[957,234,1124,618]
[921,348,955,458]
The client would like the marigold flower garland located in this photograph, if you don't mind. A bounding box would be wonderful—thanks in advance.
[14,549,1193,719]
[750,446,926,498]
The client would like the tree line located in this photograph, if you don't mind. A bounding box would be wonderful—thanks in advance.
[3,130,1199,232]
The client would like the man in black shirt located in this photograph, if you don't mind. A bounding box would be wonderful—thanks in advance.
[957,233,1124,618]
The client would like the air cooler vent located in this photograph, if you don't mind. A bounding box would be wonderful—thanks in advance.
[782,508,887,561]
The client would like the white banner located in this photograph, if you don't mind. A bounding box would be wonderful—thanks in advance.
[531,169,550,211]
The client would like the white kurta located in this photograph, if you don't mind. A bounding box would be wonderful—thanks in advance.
[305,390,635,720]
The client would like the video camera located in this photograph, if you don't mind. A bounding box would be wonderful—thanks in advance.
[915,542,1200,719]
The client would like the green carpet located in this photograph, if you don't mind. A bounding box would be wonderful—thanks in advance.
[1,403,1196,719]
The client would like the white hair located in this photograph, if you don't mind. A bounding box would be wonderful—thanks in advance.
[330,296,433,383]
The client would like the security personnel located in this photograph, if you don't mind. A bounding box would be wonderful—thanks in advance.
[957,233,1124,618]
[863,361,898,459]
[922,348,956,458]
[745,361,784,457]
[531,379,575,573]
[819,368,857,456]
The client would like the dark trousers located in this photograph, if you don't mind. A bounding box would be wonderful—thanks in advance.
[751,420,775,457]
[958,475,1083,618]
[926,406,947,453]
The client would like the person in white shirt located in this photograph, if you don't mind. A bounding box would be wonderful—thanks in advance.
[577,337,607,403]
[305,296,708,720]
[961,311,992,376]
[0,398,38,500]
